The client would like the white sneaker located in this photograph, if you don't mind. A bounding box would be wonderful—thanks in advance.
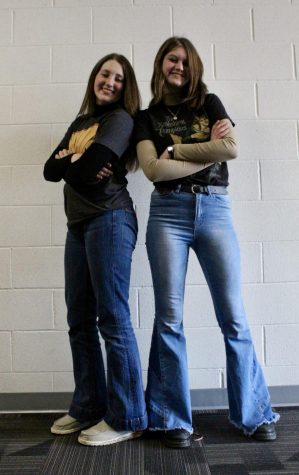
[51,414,99,435]
[78,420,143,446]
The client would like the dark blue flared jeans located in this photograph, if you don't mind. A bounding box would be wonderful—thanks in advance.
[64,209,147,431]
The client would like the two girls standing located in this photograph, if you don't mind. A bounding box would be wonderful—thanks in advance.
[44,38,278,449]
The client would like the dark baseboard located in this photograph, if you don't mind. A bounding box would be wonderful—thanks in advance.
[0,392,72,412]
[0,386,298,412]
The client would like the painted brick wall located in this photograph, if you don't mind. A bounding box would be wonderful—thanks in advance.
[0,0,298,394]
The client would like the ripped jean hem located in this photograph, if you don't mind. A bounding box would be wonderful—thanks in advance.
[229,411,280,436]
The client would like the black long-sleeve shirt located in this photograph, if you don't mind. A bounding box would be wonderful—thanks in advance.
[44,104,134,225]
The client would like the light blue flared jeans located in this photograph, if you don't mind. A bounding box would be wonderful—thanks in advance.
[145,188,279,435]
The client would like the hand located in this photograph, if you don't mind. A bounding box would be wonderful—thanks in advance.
[211,119,232,140]
[160,148,171,160]
[71,153,82,163]
[96,163,114,181]
[55,149,72,159]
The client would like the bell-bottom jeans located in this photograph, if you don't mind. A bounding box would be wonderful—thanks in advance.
[64,208,147,432]
[145,189,279,435]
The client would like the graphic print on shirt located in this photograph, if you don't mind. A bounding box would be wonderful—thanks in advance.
[171,115,210,145]
[156,112,210,145]
[149,106,227,185]
[68,123,99,154]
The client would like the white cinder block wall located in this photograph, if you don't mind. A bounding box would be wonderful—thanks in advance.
[1,0,299,397]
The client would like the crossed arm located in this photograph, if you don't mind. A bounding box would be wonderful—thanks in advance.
[44,143,115,184]
[136,119,238,183]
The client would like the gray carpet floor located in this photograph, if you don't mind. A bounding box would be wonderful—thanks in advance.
[0,407,298,475]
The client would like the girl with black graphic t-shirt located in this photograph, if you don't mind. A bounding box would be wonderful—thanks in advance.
[135,37,279,448]
[44,54,147,446]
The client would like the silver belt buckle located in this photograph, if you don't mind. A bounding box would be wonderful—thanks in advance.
[191,184,196,194]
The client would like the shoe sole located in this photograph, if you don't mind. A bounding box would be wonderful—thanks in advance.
[163,440,191,449]
[253,433,277,442]
[78,431,143,446]
[51,421,99,435]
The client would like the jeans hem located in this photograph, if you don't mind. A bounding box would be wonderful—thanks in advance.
[148,426,193,435]
[69,403,106,423]
[147,402,193,434]
[229,411,280,436]
[104,411,148,432]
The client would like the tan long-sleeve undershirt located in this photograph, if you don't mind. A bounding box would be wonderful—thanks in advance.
[136,140,209,182]
[174,128,238,163]
[136,129,238,183]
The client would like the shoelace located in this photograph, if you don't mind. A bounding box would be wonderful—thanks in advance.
[193,431,204,442]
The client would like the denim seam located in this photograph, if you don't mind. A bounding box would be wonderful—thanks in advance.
[112,211,131,407]
[111,209,140,424]
[251,355,271,419]
[124,210,139,414]
[193,193,203,237]
[156,319,168,429]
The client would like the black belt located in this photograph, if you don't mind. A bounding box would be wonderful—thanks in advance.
[178,184,228,195]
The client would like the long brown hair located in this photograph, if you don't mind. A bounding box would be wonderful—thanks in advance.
[78,53,141,117]
[150,37,208,109]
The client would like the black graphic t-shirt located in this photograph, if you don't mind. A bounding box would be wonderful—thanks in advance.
[135,93,234,188]
[44,103,134,225]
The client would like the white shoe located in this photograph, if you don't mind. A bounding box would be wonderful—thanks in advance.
[51,414,99,435]
[78,420,143,446]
